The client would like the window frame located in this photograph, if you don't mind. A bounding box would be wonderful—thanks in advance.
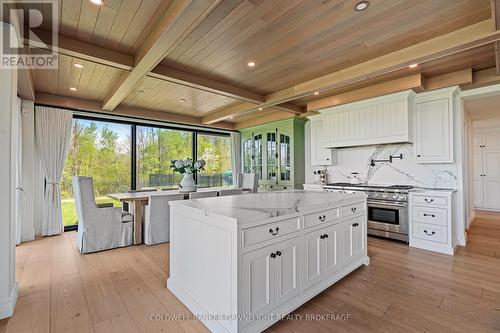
[46,108,233,231]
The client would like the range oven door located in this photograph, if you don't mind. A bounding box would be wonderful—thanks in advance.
[367,201,408,235]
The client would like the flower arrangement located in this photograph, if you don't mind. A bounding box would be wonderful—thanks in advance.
[170,158,206,174]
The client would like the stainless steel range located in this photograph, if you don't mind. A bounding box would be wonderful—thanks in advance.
[323,183,414,242]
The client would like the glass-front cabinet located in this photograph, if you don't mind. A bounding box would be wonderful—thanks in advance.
[240,118,305,191]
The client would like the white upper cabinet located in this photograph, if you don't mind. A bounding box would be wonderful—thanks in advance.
[309,90,416,149]
[414,87,457,164]
[310,118,337,165]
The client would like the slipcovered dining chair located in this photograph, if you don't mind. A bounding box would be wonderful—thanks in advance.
[218,188,244,196]
[72,176,133,253]
[144,193,185,245]
[189,191,219,199]
[238,173,258,193]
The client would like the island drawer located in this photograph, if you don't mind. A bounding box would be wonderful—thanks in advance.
[341,202,365,218]
[411,194,447,207]
[412,206,447,226]
[412,222,447,244]
[242,217,300,247]
[303,208,340,228]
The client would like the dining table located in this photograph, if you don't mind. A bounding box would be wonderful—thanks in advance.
[108,186,250,245]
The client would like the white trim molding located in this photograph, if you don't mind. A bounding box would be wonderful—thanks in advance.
[0,282,18,319]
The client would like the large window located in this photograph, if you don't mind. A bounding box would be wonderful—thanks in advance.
[197,133,232,187]
[61,119,131,227]
[59,114,232,228]
[136,126,193,190]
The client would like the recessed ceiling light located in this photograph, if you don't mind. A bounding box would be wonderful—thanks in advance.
[258,107,263,111]
[314,91,319,95]
[408,63,419,68]
[179,98,187,103]
[90,0,103,5]
[354,1,369,11]
[70,87,77,91]
[74,63,84,69]
[247,61,256,67]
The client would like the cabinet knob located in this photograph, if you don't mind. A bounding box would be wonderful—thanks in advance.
[424,198,434,203]
[326,158,330,161]
[417,154,421,158]
[324,234,328,239]
[318,214,326,222]
[276,251,281,256]
[270,253,276,258]
[351,207,357,213]
[320,235,324,239]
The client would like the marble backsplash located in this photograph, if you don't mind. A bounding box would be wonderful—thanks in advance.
[309,143,458,189]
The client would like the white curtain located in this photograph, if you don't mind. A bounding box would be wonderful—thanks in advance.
[230,132,241,186]
[35,106,73,236]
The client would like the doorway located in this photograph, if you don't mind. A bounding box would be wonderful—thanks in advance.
[463,90,500,232]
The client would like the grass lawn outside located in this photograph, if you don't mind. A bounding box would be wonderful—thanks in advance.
[62,197,122,226]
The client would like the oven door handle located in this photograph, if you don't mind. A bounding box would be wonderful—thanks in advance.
[368,201,407,208]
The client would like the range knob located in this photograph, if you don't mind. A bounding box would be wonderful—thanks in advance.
[382,193,387,199]
[392,194,398,200]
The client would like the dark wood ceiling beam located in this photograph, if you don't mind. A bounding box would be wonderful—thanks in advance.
[35,92,235,130]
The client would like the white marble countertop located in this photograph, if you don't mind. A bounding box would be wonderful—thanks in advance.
[169,190,367,224]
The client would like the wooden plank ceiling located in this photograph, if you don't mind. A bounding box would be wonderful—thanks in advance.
[26,0,500,130]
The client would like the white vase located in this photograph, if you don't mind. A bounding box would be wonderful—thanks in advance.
[179,173,197,192]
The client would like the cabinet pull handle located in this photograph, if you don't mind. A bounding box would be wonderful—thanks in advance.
[423,230,436,236]
[276,251,281,256]
[353,223,359,227]
[269,227,279,236]
[318,214,326,221]
[351,207,357,213]
[320,235,325,239]
[423,213,436,218]
[424,198,434,203]
[270,253,276,258]
[323,234,329,239]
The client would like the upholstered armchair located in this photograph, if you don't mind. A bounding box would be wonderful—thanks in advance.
[72,176,133,253]
[143,193,185,245]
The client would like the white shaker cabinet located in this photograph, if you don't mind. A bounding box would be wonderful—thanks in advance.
[472,132,500,211]
[414,87,458,164]
[309,118,337,166]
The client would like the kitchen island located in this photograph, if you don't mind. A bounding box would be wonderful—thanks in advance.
[167,190,369,333]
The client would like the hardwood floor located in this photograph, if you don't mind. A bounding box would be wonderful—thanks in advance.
[2,212,500,333]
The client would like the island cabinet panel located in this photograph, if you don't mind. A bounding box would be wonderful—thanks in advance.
[340,215,366,267]
[242,245,275,319]
[302,224,341,290]
[167,192,369,333]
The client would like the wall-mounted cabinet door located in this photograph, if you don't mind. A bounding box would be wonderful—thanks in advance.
[415,98,453,163]
[310,119,334,165]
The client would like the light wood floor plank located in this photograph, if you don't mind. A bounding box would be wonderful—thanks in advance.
[1,211,499,333]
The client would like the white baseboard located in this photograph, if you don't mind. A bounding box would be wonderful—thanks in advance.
[0,282,18,319]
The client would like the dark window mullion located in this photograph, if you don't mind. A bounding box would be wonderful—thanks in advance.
[131,125,137,190]
[193,131,198,184]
